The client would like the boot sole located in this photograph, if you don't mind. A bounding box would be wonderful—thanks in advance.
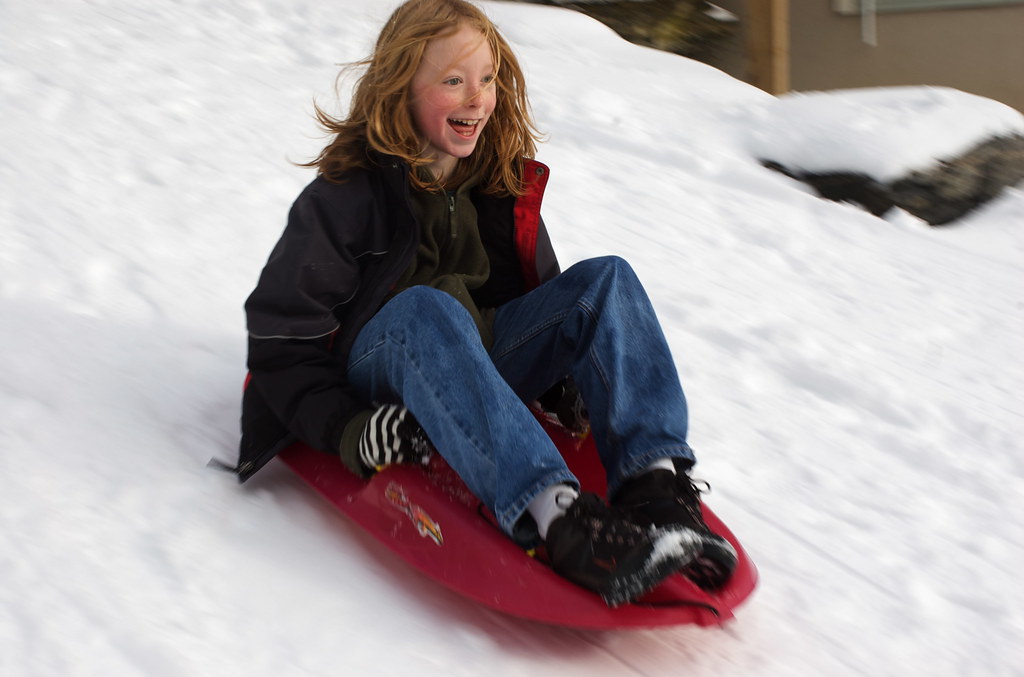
[681,534,739,590]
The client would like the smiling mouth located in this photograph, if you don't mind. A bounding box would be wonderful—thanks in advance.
[448,118,482,137]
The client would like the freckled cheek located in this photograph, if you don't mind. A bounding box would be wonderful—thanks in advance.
[415,85,463,113]
[426,90,460,109]
[411,89,455,129]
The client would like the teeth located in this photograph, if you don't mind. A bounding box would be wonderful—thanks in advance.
[449,118,479,126]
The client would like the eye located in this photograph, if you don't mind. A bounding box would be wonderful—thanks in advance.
[482,74,495,85]
[443,77,462,86]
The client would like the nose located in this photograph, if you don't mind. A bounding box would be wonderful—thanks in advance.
[465,85,482,107]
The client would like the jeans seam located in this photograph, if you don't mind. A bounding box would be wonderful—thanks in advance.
[576,296,626,464]
[491,310,569,360]
[347,337,388,371]
[400,334,490,462]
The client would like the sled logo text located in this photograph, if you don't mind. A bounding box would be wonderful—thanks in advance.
[385,482,443,546]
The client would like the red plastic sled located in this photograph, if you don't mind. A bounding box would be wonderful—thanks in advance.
[278,417,757,629]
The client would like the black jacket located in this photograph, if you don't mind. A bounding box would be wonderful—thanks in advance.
[234,153,559,481]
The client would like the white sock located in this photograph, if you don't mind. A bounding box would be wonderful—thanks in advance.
[643,457,677,475]
[527,483,579,540]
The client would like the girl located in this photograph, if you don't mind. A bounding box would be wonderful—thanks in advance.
[236,0,736,607]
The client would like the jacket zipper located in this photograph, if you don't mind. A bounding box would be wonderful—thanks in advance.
[447,191,457,240]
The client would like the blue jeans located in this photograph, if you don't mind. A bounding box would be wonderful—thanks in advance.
[346,256,695,536]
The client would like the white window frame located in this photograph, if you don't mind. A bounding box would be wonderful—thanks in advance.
[833,0,1023,14]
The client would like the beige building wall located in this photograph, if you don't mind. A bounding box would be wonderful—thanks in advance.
[706,0,1024,112]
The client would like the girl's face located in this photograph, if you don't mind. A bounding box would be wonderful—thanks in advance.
[410,25,497,179]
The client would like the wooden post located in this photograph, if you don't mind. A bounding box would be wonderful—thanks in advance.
[747,0,790,94]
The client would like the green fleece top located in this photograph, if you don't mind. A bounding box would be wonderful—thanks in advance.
[339,172,495,475]
[392,171,495,348]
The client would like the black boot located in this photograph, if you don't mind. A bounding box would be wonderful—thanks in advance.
[544,492,705,607]
[612,470,738,590]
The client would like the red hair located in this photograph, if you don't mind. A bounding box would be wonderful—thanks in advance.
[302,0,543,196]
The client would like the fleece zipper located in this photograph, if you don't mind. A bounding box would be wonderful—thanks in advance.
[447,191,457,240]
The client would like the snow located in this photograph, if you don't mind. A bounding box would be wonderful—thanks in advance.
[2,1,1022,675]
[746,86,1024,181]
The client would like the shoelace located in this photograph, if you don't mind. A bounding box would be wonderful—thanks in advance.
[677,476,712,530]
[569,495,647,546]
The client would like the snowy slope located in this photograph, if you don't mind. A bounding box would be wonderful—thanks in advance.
[2,1,1022,675]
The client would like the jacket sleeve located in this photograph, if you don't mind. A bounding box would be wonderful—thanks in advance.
[246,182,369,341]
[245,335,363,458]
[242,180,384,462]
